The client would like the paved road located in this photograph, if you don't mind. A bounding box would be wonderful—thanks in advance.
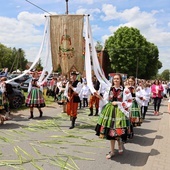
[0,101,167,170]
[144,100,170,170]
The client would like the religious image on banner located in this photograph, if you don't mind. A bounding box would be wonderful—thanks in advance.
[59,30,74,59]
[50,15,84,75]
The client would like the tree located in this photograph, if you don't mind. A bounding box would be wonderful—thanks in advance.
[36,59,43,71]
[105,26,161,79]
[0,43,13,69]
[141,42,161,79]
[160,69,169,81]
[95,41,103,51]
[10,48,28,72]
[0,43,28,72]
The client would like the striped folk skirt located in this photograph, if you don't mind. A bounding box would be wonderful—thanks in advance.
[25,87,45,108]
[130,100,142,126]
[95,102,129,140]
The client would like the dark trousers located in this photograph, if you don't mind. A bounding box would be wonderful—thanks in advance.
[83,98,88,107]
[167,88,170,96]
[153,97,162,112]
[141,106,148,119]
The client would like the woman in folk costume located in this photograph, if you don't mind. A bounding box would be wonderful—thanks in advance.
[128,76,143,127]
[64,71,81,129]
[0,77,12,123]
[151,79,164,116]
[95,73,132,159]
[25,71,45,119]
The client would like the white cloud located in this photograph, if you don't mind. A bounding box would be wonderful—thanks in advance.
[101,34,110,44]
[74,0,94,5]
[101,4,119,21]
[76,8,100,15]
[76,7,100,20]
[76,8,87,15]
[17,12,45,27]
[28,0,94,5]
[0,12,46,63]
[91,24,101,32]
[100,4,170,72]
[0,1,170,73]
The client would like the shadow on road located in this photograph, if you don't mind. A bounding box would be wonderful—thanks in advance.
[0,122,28,129]
[127,135,155,146]
[134,127,157,136]
[110,148,159,167]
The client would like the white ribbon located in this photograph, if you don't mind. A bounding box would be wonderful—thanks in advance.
[6,16,53,84]
[84,15,111,94]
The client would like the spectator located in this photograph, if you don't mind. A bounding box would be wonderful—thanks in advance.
[167,81,170,97]
[151,79,164,116]
[79,80,90,107]
[0,68,8,78]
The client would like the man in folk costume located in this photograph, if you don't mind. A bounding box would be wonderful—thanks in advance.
[64,71,81,129]
[88,75,100,116]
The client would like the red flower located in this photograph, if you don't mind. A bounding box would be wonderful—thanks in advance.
[127,99,132,103]
[122,102,126,107]
[100,126,104,132]
[125,90,129,94]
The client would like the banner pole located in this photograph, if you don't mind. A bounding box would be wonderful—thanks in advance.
[65,0,69,14]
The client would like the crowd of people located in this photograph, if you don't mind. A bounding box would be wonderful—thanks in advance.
[0,69,170,159]
[55,72,168,159]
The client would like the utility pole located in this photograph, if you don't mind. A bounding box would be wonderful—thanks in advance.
[65,0,69,14]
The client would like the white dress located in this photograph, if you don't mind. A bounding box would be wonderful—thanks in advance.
[140,87,151,106]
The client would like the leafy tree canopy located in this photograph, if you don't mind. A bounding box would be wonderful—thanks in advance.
[105,26,161,79]
[0,43,28,73]
[95,41,103,51]
[160,69,169,81]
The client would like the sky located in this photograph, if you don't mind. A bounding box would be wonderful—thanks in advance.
[0,0,170,73]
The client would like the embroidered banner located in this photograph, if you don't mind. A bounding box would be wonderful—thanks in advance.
[50,15,84,75]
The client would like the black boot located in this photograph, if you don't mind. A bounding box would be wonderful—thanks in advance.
[94,108,99,116]
[69,117,76,129]
[4,103,9,113]
[88,108,93,116]
[83,98,85,107]
[39,109,43,118]
[142,106,147,119]
[28,111,34,119]
[79,101,82,109]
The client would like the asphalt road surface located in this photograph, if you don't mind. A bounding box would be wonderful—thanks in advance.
[0,102,164,170]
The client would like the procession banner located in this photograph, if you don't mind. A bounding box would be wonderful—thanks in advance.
[50,15,84,75]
